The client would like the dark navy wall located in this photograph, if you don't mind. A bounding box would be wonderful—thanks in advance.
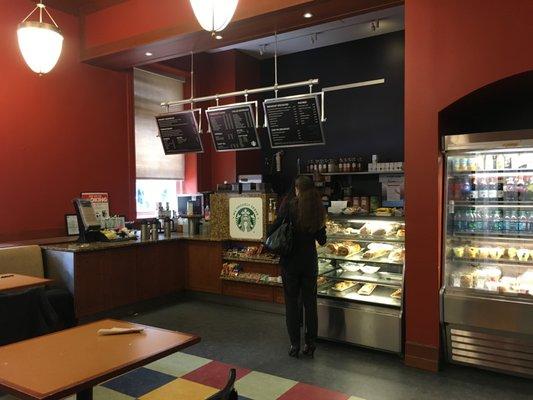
[258,31,404,195]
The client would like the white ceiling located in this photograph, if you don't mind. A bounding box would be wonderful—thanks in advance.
[210,6,404,59]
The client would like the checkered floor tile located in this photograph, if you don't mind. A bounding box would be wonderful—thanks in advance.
[0,353,363,400]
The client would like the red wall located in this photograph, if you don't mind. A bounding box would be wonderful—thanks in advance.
[0,1,132,241]
[404,0,533,370]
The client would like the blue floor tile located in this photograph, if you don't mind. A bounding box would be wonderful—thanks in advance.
[102,367,176,398]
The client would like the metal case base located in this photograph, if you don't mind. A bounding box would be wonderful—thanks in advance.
[443,291,533,378]
[318,298,402,353]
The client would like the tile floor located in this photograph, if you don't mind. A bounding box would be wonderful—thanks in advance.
[0,352,362,400]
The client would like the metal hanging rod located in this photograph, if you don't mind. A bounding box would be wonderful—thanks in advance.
[161,79,319,108]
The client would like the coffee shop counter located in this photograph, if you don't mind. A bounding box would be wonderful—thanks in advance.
[41,234,283,319]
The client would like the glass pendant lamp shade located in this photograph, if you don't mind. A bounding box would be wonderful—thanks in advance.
[17,21,63,74]
[189,0,239,33]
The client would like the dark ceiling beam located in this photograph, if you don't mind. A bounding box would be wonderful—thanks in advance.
[39,0,128,16]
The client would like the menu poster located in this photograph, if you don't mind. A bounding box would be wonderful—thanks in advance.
[155,111,203,155]
[81,192,110,221]
[206,104,261,152]
[264,94,325,148]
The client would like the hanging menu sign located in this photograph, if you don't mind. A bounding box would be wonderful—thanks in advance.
[264,94,325,148]
[206,103,261,152]
[155,110,203,154]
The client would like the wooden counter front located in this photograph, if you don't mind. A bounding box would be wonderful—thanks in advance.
[44,241,187,318]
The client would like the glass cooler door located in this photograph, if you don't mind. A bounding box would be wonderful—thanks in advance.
[444,149,533,301]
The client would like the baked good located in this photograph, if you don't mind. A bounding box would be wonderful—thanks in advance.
[478,247,490,259]
[464,246,479,259]
[332,281,356,292]
[358,283,377,295]
[372,228,387,237]
[507,247,518,259]
[388,248,405,263]
[396,228,406,238]
[390,288,402,299]
[326,243,339,254]
[453,246,465,258]
[363,248,388,260]
[317,276,328,286]
[460,273,474,288]
[517,248,529,262]
[489,247,505,259]
[336,242,361,257]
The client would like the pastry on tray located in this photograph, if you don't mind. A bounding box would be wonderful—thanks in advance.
[332,281,357,292]
[390,288,402,299]
[336,242,362,257]
[517,248,530,262]
[388,248,405,263]
[396,228,406,238]
[326,243,339,254]
[464,246,479,259]
[362,248,389,260]
[358,283,377,295]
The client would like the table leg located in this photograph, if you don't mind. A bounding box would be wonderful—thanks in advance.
[77,387,93,400]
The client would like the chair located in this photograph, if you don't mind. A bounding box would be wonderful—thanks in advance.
[205,368,238,400]
[0,245,76,328]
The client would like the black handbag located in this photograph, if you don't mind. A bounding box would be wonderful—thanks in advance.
[265,217,294,256]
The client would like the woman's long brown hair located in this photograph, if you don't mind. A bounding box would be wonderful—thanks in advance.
[292,175,326,234]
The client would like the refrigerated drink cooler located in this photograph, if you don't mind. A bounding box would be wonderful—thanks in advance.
[441,130,533,378]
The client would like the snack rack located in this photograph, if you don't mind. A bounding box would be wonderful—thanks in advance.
[316,214,405,353]
[441,131,533,378]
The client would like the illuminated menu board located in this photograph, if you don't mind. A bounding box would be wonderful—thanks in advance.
[264,94,325,148]
[155,111,203,154]
[206,104,261,152]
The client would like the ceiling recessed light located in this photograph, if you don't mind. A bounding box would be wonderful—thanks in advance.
[303,12,313,19]
[215,35,223,40]
[145,52,153,56]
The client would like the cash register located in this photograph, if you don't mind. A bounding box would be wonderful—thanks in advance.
[73,198,103,243]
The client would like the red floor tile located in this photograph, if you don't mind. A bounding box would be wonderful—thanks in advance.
[277,382,350,400]
[181,360,251,389]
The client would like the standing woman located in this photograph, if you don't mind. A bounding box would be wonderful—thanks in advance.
[269,175,326,358]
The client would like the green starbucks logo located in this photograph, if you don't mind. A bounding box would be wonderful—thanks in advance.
[235,207,257,232]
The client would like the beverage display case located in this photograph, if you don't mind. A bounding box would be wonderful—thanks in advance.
[441,131,533,378]
[317,215,405,353]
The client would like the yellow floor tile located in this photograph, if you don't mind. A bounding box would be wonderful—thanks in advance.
[140,378,218,400]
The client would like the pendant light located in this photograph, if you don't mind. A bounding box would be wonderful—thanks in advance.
[189,0,239,35]
[17,1,64,75]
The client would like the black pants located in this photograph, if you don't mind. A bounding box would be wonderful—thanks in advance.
[282,268,318,347]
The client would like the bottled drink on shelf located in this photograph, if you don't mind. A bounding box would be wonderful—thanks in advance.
[453,210,463,233]
[504,176,517,201]
[481,208,491,233]
[488,177,497,200]
[528,211,533,234]
[516,176,526,201]
[504,154,513,169]
[462,178,472,200]
[508,209,518,233]
[496,154,505,170]
[518,210,528,233]
[474,208,484,233]
[478,177,488,200]
[475,155,485,171]
[497,176,505,201]
[466,157,474,171]
[490,208,503,233]
[470,177,478,200]
[503,209,511,233]
[465,208,476,233]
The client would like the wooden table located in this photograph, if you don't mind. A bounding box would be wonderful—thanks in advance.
[0,319,200,400]
[0,273,52,293]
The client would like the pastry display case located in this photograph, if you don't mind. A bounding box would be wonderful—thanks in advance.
[442,131,533,378]
[317,215,405,353]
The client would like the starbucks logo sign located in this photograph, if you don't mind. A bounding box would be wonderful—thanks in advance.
[229,197,263,240]
[235,207,257,232]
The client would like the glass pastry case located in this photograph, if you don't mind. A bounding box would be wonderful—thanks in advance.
[442,131,533,378]
[317,215,405,353]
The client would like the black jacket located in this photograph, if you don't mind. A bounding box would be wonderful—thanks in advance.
[0,287,58,346]
[268,200,327,273]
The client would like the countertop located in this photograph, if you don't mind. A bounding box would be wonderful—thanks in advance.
[40,232,222,253]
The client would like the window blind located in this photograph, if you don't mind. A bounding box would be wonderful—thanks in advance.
[134,68,184,179]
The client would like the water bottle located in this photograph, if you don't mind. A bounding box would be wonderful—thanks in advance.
[474,209,484,233]
[491,209,503,233]
[482,208,491,234]
[466,208,476,233]
[509,209,518,234]
[503,209,511,234]
[518,210,528,233]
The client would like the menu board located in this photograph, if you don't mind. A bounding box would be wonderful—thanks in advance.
[206,104,260,152]
[155,111,203,154]
[264,94,325,148]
